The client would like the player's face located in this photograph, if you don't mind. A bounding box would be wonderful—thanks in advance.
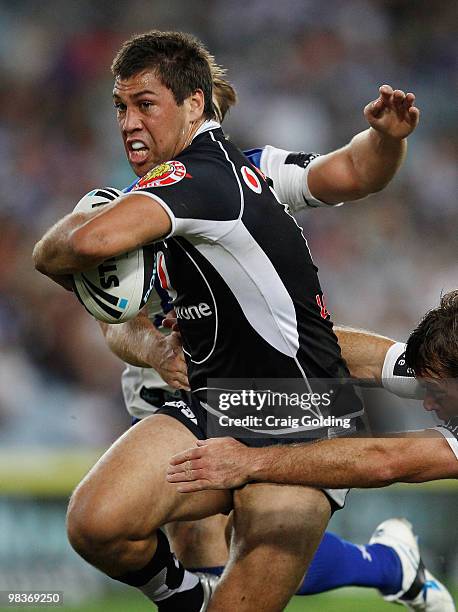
[422,376,458,421]
[113,70,196,176]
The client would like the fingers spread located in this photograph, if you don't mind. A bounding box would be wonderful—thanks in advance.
[167,457,204,475]
[379,84,393,99]
[404,92,416,109]
[169,446,203,466]
[393,89,406,103]
[167,466,205,482]
[370,98,385,117]
[408,106,420,127]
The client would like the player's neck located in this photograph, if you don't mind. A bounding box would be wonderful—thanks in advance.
[182,118,206,150]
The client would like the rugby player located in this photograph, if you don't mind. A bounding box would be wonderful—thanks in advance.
[98,68,449,610]
[100,61,421,555]
[168,290,458,492]
[33,31,425,612]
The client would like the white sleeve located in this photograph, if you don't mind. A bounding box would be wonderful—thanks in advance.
[381,342,424,399]
[432,421,458,460]
[259,145,343,213]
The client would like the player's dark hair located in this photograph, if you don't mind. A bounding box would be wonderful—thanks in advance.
[406,290,458,378]
[112,30,216,120]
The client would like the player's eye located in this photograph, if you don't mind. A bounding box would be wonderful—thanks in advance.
[114,101,126,112]
[140,101,154,110]
[425,385,446,399]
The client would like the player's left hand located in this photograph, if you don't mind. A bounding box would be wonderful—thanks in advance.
[167,437,251,492]
[364,84,420,139]
[162,309,179,332]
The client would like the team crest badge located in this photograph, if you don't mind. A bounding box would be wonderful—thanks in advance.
[133,160,187,190]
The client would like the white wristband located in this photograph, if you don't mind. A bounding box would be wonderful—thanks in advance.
[381,342,424,399]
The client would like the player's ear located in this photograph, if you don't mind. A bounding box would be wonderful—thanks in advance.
[186,89,205,121]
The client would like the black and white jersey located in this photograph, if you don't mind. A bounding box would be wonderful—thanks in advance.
[121,142,339,418]
[434,418,458,460]
[131,121,360,424]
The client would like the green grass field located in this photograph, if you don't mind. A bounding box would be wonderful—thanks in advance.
[6,587,456,611]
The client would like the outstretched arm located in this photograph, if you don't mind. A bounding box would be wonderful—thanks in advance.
[308,84,420,203]
[167,432,458,493]
[334,326,394,383]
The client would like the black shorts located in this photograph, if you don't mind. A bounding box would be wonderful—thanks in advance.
[155,391,208,438]
[156,393,352,512]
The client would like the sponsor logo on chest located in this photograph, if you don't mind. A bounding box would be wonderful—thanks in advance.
[175,303,213,320]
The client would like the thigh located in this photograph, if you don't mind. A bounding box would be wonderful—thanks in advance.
[232,482,330,556]
[209,484,331,612]
[70,414,232,540]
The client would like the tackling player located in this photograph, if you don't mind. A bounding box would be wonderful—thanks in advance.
[168,290,458,492]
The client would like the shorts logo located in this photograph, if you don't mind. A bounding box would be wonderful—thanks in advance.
[133,160,187,190]
[241,165,262,194]
[180,406,198,425]
[163,401,198,426]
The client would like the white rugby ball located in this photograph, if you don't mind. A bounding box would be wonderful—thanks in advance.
[72,188,155,324]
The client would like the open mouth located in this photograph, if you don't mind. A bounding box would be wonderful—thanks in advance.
[127,140,149,164]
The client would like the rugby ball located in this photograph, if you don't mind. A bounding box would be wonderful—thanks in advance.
[72,188,155,324]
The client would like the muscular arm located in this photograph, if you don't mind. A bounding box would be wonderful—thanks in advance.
[334,326,394,383]
[33,193,171,276]
[167,432,458,492]
[160,318,400,392]
[308,85,419,204]
[246,432,457,487]
[99,310,160,368]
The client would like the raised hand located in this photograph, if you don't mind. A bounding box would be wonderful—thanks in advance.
[364,84,420,139]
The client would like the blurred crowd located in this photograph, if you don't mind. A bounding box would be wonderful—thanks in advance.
[1,0,456,446]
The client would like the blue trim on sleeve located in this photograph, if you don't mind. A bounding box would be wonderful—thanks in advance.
[243,148,264,171]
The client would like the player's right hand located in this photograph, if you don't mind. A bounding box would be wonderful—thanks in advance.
[364,84,420,139]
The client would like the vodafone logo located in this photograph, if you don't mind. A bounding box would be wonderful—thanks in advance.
[241,165,262,194]
[175,303,213,320]
[133,160,187,190]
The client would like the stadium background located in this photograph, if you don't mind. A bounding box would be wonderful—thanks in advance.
[0,0,456,609]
